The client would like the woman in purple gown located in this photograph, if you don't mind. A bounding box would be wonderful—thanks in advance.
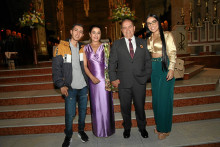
[83,25,115,137]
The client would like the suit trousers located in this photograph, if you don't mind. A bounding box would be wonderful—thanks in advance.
[118,80,147,130]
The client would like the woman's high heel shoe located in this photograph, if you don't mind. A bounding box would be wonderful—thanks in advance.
[158,132,170,140]
[158,133,166,140]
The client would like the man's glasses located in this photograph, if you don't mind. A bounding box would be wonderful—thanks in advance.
[147,20,158,27]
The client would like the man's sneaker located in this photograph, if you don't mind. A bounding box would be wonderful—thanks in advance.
[62,136,72,147]
[78,131,89,142]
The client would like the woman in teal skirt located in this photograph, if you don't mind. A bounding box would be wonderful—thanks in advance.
[146,14,177,140]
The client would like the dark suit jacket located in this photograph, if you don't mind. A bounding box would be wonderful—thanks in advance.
[108,37,152,88]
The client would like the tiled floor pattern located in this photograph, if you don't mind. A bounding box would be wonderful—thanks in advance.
[0,119,219,147]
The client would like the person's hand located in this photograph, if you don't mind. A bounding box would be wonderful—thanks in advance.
[166,70,174,81]
[91,77,100,84]
[61,86,68,97]
[111,79,120,88]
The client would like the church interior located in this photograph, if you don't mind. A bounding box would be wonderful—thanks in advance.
[0,0,220,146]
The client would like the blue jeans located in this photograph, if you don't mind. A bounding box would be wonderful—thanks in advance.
[64,86,88,138]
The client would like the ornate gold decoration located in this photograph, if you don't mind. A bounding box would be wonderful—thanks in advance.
[57,0,65,40]
[84,0,89,17]
[212,0,219,24]
[180,8,185,25]
[188,2,194,31]
[196,0,202,27]
[204,0,210,22]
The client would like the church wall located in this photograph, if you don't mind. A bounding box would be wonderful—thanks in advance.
[63,0,110,41]
[171,0,191,27]
[63,1,76,39]
[132,0,147,31]
[171,0,220,56]
[44,0,58,38]
[62,0,148,41]
[44,0,220,56]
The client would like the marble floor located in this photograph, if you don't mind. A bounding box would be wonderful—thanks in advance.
[0,119,219,147]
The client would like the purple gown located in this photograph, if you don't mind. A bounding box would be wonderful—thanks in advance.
[84,44,115,137]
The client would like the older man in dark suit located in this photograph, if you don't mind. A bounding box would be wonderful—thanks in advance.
[109,19,152,139]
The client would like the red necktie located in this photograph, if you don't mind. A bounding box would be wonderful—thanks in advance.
[129,39,134,59]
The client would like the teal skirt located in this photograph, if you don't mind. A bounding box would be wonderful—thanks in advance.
[151,57,175,133]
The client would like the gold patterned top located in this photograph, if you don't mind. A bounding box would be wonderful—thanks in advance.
[147,31,177,70]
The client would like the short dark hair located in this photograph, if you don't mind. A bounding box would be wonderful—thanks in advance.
[121,18,134,27]
[89,25,102,33]
[71,24,83,30]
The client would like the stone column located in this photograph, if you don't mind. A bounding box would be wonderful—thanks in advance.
[34,0,48,55]
[57,0,65,40]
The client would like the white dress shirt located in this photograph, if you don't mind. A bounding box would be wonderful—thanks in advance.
[124,36,136,53]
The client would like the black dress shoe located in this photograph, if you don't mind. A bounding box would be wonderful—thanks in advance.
[139,129,148,138]
[123,129,131,138]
